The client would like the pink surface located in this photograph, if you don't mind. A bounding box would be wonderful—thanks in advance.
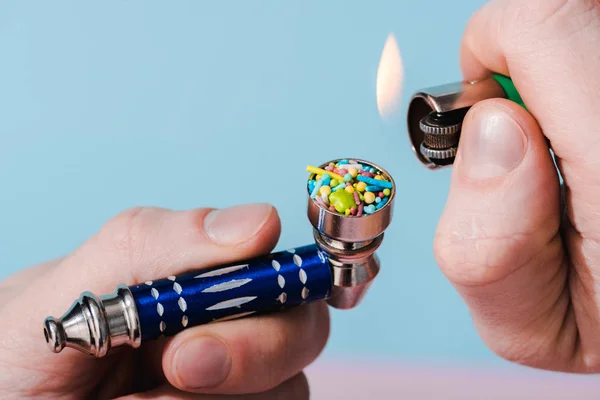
[305,359,600,399]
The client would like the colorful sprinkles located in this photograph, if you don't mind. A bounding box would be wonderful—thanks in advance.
[307,159,393,216]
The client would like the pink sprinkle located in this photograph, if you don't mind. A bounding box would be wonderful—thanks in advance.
[353,192,360,205]
[334,168,341,174]
[361,172,375,178]
[357,204,364,217]
[350,207,357,215]
[329,206,336,212]
[315,196,327,207]
[346,182,351,186]
[338,169,348,175]
[379,192,385,198]
[325,165,334,172]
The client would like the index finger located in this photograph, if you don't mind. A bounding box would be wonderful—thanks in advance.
[460,0,600,162]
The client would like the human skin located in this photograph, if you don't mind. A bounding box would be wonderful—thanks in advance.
[0,204,327,399]
[434,0,600,372]
[2,1,600,398]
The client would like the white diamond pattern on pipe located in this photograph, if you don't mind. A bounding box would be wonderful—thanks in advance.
[170,276,188,329]
[278,292,287,304]
[272,260,281,271]
[178,297,188,312]
[299,269,307,284]
[295,254,309,301]
[302,287,309,299]
[173,282,183,295]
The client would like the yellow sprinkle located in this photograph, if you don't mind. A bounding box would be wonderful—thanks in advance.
[306,166,344,181]
[344,186,355,194]
[374,175,384,181]
[345,209,351,216]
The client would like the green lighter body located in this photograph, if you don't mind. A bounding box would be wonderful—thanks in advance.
[492,74,525,108]
[407,74,525,169]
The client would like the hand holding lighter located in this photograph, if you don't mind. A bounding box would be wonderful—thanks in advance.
[44,159,395,357]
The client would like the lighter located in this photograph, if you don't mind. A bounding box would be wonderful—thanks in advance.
[43,158,395,357]
[407,74,524,169]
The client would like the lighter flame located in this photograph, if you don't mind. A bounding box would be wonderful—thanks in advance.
[376,33,403,119]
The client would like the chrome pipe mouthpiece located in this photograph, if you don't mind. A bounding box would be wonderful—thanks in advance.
[44,286,141,357]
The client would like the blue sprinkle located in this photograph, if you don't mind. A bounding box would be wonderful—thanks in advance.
[376,197,389,210]
[310,179,324,199]
[357,175,393,189]
[375,197,381,204]
[338,160,349,165]
[364,205,376,214]
[365,185,384,192]
[321,174,331,186]
[344,173,352,182]
[333,183,346,191]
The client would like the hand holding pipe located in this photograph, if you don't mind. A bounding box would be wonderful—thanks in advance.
[43,158,395,357]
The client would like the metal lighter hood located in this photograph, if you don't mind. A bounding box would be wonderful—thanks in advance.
[407,75,524,169]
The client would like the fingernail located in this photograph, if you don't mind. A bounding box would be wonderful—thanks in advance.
[174,337,232,388]
[204,203,272,245]
[459,104,527,179]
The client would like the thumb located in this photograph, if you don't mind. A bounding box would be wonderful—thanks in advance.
[434,99,571,368]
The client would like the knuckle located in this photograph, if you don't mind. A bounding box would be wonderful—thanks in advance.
[99,207,161,264]
[503,0,600,46]
[478,323,566,370]
[483,334,542,367]
[434,229,538,287]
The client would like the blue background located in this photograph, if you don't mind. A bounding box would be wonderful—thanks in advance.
[0,0,499,364]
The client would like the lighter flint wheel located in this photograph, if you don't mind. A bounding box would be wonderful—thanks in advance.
[419,142,457,160]
[419,117,461,136]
